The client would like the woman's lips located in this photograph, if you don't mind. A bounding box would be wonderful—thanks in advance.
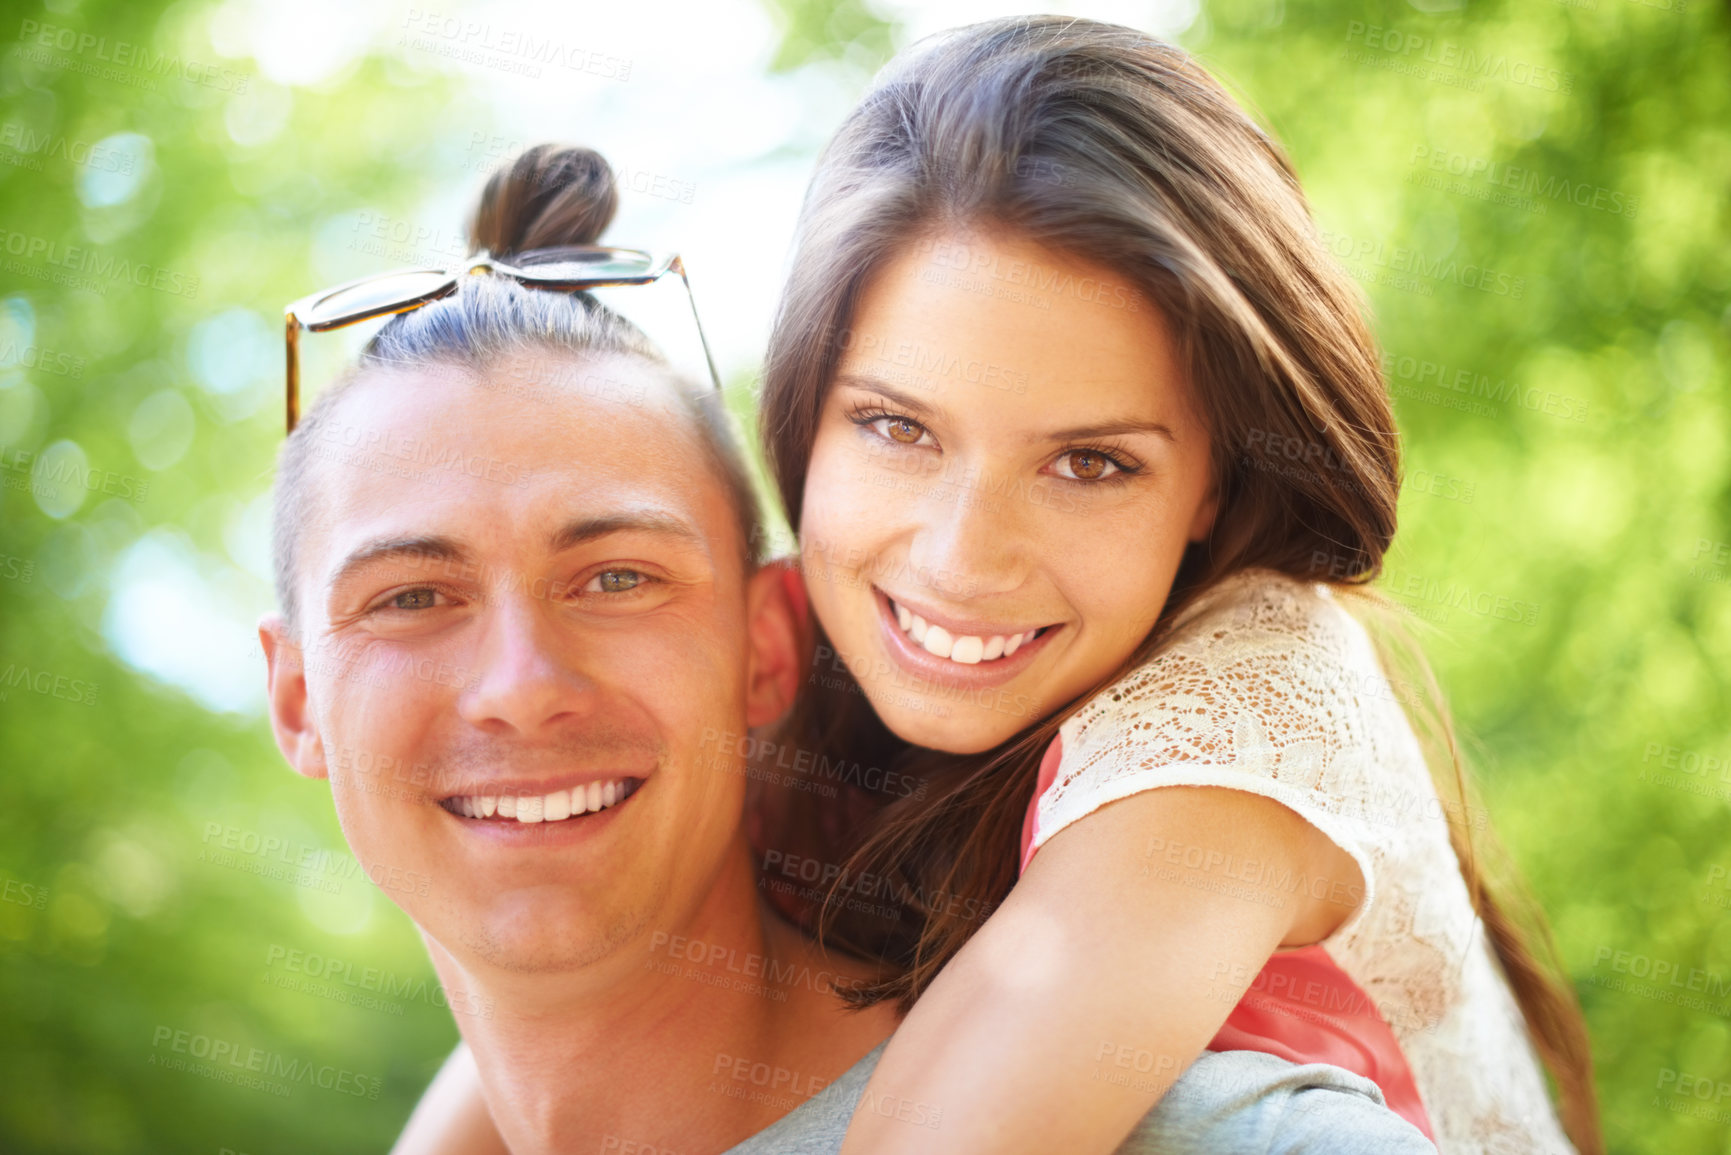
[870,586,1057,691]
[893,595,1038,658]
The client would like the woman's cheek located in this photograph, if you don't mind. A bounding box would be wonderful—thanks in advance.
[795,444,854,616]
[801,434,884,565]
[1054,507,1185,656]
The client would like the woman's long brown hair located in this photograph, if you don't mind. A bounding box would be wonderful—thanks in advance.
[752,16,1599,1153]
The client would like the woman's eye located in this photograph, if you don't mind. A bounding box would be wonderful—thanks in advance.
[1053,450,1121,481]
[391,588,440,610]
[585,569,646,594]
[870,416,932,446]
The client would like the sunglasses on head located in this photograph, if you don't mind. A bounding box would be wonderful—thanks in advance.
[282,245,720,433]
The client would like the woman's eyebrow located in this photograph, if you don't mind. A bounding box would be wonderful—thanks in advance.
[837,371,1176,442]
[832,374,945,421]
[1036,418,1177,443]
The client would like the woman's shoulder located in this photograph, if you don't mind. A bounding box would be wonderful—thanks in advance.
[1035,565,1420,880]
[1167,566,1357,642]
[1124,567,1369,678]
[1063,567,1386,747]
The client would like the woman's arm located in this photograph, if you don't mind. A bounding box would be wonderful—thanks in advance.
[390,1041,510,1155]
[836,785,1363,1155]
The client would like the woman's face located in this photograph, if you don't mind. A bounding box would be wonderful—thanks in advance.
[799,229,1220,754]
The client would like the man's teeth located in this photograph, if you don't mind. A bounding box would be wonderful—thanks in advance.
[446,778,638,823]
[889,599,1040,666]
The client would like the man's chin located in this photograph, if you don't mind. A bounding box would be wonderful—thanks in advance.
[439,891,652,976]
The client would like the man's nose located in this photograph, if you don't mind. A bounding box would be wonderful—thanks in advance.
[457,593,594,736]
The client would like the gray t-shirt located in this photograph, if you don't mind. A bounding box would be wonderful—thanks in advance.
[724,1045,1435,1155]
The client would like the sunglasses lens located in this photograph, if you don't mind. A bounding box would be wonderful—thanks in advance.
[514,248,659,283]
[304,270,455,325]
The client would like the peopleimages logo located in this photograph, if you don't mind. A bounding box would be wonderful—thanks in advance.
[0,658,99,706]
[1,874,47,910]
[149,1025,382,1099]
[0,229,199,299]
[0,445,149,503]
[1408,145,1639,220]
[262,944,495,1019]
[0,340,85,377]
[1342,22,1574,94]
[399,9,632,81]
[0,122,135,173]
[1318,228,1526,299]
[17,20,250,92]
[1380,351,1590,424]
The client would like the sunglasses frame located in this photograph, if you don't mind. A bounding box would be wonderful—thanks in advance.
[282,246,722,433]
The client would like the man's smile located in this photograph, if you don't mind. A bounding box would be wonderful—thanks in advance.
[439,776,646,823]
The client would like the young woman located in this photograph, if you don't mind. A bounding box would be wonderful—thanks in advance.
[749,15,1598,1155]
[397,16,1598,1154]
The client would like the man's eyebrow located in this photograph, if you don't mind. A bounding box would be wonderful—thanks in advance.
[549,511,706,553]
[325,517,704,590]
[329,536,470,588]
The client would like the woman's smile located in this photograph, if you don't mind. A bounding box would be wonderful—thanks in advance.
[872,583,1062,689]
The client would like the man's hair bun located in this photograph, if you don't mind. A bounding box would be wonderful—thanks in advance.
[469,144,618,257]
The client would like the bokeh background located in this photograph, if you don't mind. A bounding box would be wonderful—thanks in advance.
[1,0,1727,1150]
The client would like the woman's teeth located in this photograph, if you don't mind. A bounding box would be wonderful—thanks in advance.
[890,599,1041,665]
[443,778,640,824]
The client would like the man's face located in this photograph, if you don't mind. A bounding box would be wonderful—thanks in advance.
[262,354,783,976]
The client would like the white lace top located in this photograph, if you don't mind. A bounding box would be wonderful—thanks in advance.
[1027,568,1574,1155]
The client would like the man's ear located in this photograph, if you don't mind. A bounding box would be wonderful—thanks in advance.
[260,613,328,780]
[743,561,805,729]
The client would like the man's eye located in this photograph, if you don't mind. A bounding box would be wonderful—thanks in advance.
[391,588,440,610]
[870,416,932,446]
[585,569,646,594]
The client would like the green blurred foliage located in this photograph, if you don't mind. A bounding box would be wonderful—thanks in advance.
[0,1,475,1151]
[763,0,894,72]
[0,0,1726,1152]
[1158,5,1731,1152]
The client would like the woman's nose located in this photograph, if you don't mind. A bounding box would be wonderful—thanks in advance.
[902,462,1033,600]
